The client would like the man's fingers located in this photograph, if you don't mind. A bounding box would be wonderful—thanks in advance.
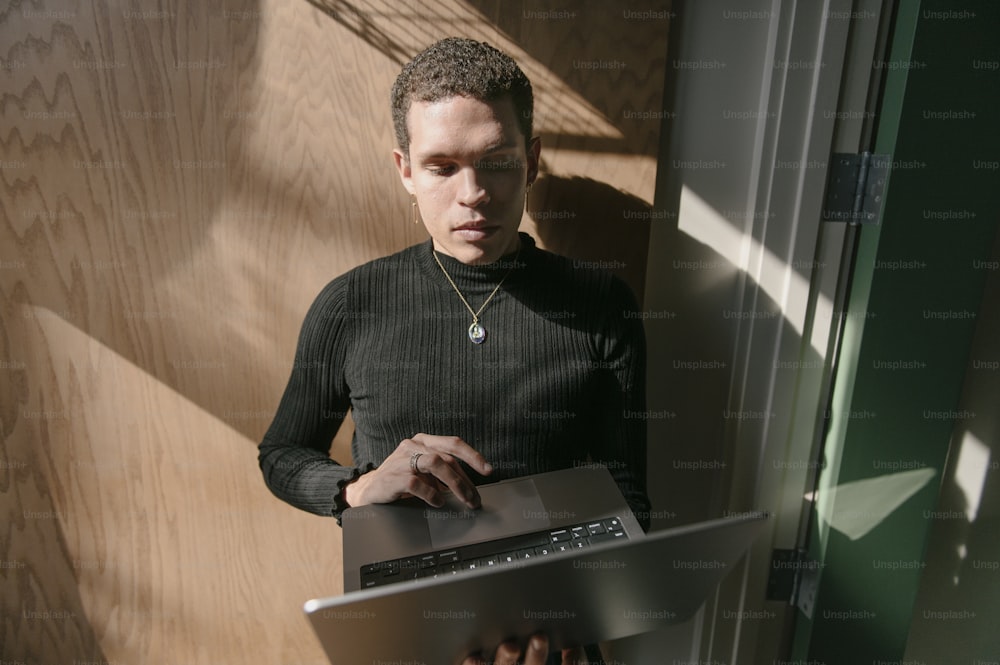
[466,636,552,665]
[493,641,522,665]
[411,433,493,476]
[407,434,488,509]
[525,635,550,665]
[416,451,481,508]
[561,646,589,665]
[401,473,444,507]
[351,434,494,509]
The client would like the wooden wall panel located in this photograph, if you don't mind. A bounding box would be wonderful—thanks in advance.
[1,1,670,661]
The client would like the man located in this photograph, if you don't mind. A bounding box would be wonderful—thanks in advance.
[259,37,649,665]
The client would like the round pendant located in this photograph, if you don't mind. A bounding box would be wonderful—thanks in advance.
[468,322,487,344]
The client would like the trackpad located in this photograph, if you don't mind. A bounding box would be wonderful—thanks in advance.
[425,479,550,550]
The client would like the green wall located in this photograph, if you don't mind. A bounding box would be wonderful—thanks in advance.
[792,0,1000,661]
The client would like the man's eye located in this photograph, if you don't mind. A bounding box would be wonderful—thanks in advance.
[427,165,456,176]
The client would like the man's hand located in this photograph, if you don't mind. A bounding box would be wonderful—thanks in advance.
[462,635,588,665]
[343,433,492,509]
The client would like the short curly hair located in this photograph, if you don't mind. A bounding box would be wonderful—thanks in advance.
[391,37,534,157]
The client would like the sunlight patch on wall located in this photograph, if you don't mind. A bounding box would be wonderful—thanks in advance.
[677,185,832,355]
[807,467,937,541]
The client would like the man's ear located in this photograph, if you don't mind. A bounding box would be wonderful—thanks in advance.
[526,136,541,187]
[393,148,415,195]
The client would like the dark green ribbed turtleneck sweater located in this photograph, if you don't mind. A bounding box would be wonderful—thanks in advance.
[258,232,650,528]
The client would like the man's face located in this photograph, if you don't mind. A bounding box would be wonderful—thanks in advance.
[394,95,540,265]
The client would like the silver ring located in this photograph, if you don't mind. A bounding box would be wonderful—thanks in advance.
[409,452,423,474]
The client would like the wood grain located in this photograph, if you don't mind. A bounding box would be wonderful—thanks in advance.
[1,1,669,661]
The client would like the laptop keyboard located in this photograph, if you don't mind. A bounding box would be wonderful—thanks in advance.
[359,517,628,589]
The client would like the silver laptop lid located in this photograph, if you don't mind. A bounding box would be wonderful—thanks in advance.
[308,512,768,665]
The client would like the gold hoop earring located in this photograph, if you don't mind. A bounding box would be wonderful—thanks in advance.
[411,196,419,225]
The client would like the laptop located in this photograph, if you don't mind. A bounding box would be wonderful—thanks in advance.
[305,468,769,665]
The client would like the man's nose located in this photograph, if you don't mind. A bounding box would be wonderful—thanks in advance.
[457,167,489,207]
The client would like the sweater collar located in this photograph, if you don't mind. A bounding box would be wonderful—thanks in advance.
[416,232,536,292]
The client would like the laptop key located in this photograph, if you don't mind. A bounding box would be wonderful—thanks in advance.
[589,532,618,545]
[570,526,588,539]
[438,551,460,564]
[587,522,607,536]
[604,517,624,532]
[550,529,571,543]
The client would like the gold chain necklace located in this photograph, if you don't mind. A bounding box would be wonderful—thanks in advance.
[432,249,520,344]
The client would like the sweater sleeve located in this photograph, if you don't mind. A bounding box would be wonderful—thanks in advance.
[258,276,370,520]
[588,275,651,532]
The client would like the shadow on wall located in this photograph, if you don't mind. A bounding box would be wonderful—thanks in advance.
[529,173,651,303]
[902,225,1000,661]
[303,0,412,65]
[466,0,669,159]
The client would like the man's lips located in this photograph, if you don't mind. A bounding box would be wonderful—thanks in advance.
[453,222,499,239]
[454,220,492,231]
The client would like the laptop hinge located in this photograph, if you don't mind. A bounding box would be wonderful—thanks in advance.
[821,152,891,224]
[766,548,820,618]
